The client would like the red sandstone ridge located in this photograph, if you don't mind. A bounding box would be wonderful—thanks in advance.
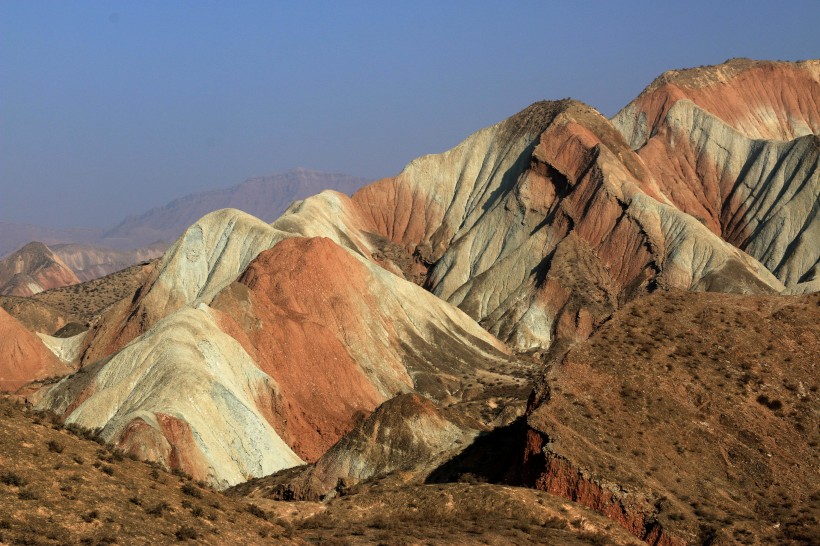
[613,59,820,290]
[211,237,389,462]
[0,242,80,296]
[613,58,820,149]
[211,235,523,463]
[36,218,529,487]
[353,99,781,351]
[0,307,71,392]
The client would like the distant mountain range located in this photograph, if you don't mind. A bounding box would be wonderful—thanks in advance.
[0,169,370,284]
[100,168,369,249]
[1,169,368,257]
[1,59,817,545]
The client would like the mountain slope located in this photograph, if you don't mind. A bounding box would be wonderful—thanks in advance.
[0,222,102,259]
[612,58,820,149]
[521,291,820,545]
[0,396,643,546]
[612,59,820,291]
[38,204,531,488]
[353,99,783,351]
[0,307,71,392]
[0,242,80,296]
[51,242,167,282]
[14,58,819,544]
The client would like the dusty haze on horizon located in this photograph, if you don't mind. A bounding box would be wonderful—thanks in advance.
[1,0,818,228]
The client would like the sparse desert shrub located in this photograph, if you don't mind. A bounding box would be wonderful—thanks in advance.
[128,496,142,506]
[0,471,27,487]
[756,395,783,410]
[72,455,84,465]
[578,530,612,545]
[17,489,38,500]
[172,468,191,480]
[175,526,198,541]
[81,510,99,522]
[366,515,397,530]
[146,501,169,516]
[246,503,267,520]
[456,472,487,484]
[109,449,124,462]
[181,482,202,498]
[46,439,64,453]
[542,516,568,529]
[101,464,115,476]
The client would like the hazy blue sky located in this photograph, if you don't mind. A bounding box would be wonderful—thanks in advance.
[1,1,818,228]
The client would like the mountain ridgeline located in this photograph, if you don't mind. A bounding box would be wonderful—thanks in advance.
[1,59,818,545]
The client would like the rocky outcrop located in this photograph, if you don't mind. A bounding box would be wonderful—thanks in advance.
[613,59,820,291]
[231,393,481,501]
[612,58,820,149]
[38,206,528,487]
[76,209,290,366]
[0,242,80,296]
[39,304,304,488]
[0,307,72,392]
[211,236,515,463]
[354,99,782,351]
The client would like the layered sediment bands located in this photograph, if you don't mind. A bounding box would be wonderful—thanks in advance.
[613,59,820,290]
[0,242,81,296]
[0,307,72,392]
[79,193,380,367]
[523,291,820,544]
[613,58,820,149]
[521,430,683,546]
[232,393,480,501]
[211,236,517,461]
[40,305,303,488]
[78,208,288,366]
[633,100,819,288]
[40,227,520,486]
[355,100,782,349]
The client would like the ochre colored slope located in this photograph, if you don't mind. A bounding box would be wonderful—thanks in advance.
[521,291,820,545]
[613,58,820,149]
[0,307,71,392]
[0,242,80,296]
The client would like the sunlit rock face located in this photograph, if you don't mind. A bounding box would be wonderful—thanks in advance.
[354,98,784,350]
[612,59,819,291]
[0,306,72,392]
[29,59,819,499]
[38,203,516,488]
[0,242,81,296]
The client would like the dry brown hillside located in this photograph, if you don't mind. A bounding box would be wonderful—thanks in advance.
[30,260,157,324]
[522,291,820,545]
[0,396,641,545]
